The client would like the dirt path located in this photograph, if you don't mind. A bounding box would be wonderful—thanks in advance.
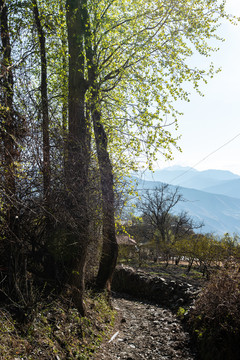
[95,294,196,360]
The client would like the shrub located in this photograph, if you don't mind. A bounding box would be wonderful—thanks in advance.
[188,261,240,360]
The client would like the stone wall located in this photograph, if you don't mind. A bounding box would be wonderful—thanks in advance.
[112,265,199,309]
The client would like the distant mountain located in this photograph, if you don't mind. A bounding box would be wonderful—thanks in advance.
[132,177,240,236]
[137,166,198,186]
[204,178,240,199]
[200,169,240,181]
[136,166,240,193]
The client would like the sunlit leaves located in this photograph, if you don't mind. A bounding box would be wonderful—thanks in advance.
[82,0,233,177]
[7,0,234,185]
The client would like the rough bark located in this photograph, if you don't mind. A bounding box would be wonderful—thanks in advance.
[32,0,56,280]
[0,0,20,297]
[65,0,90,314]
[82,2,118,291]
[60,2,68,178]
[0,0,15,200]
[32,0,51,202]
[92,103,118,291]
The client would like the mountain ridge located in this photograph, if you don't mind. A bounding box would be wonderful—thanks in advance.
[131,170,240,235]
[136,166,240,196]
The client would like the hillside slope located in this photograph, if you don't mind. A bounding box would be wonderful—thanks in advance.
[133,177,240,235]
[203,178,240,199]
[137,166,240,193]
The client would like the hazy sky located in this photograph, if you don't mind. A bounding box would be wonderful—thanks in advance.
[154,0,240,175]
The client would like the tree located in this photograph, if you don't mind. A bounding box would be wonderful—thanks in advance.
[82,0,233,169]
[72,0,232,290]
[0,0,21,299]
[32,0,51,203]
[0,0,235,315]
[139,185,202,264]
[0,0,16,224]
[0,0,17,296]
[75,0,232,287]
[63,0,91,314]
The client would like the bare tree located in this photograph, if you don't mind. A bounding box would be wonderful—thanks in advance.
[139,184,202,264]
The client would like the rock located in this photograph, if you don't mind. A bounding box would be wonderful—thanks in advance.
[112,265,198,309]
[96,294,196,359]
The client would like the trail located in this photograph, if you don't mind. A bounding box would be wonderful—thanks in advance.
[96,294,196,360]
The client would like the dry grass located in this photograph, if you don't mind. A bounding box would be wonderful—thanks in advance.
[188,261,240,360]
[0,292,116,359]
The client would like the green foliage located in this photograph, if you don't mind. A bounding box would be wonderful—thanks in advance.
[177,306,187,320]
[1,0,238,334]
[220,233,240,259]
[82,0,235,175]
[124,219,240,276]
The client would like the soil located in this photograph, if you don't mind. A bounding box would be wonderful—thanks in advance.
[96,293,196,360]
[95,264,202,359]
[0,263,202,359]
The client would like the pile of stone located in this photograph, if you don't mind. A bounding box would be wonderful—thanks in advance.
[112,265,199,309]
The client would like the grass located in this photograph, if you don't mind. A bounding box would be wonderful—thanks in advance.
[0,291,116,359]
[118,259,206,287]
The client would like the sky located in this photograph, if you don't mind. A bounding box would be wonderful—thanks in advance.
[153,0,240,176]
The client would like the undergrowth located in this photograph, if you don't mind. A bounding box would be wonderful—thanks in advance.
[188,260,240,360]
[0,291,115,359]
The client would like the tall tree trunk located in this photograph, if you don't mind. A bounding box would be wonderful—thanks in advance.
[92,101,118,291]
[0,0,18,296]
[32,0,51,203]
[65,0,90,314]
[82,2,118,291]
[0,0,15,200]
[32,0,55,279]
[59,2,68,179]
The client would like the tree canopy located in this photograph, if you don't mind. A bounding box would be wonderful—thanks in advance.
[0,0,235,315]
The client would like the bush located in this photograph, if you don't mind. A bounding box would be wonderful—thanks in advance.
[188,261,240,360]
